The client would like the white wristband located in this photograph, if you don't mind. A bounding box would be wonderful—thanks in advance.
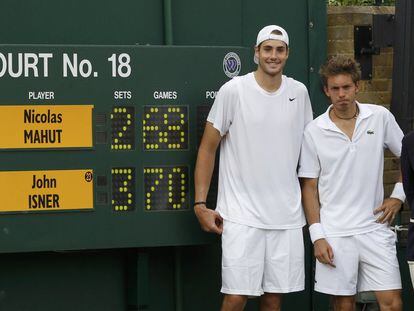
[309,223,326,244]
[390,182,406,202]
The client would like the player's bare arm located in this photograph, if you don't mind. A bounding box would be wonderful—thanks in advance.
[194,122,223,234]
[300,178,335,268]
[374,170,403,224]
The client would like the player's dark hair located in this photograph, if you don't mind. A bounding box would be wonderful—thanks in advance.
[319,55,361,87]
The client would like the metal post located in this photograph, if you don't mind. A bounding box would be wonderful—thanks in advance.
[390,0,414,132]
[163,0,174,45]
[174,247,183,311]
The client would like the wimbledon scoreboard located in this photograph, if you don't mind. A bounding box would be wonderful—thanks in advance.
[0,45,253,253]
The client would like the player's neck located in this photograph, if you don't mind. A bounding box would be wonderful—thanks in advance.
[330,102,359,121]
[254,69,282,93]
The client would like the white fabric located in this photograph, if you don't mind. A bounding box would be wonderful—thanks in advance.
[256,25,289,47]
[314,227,401,295]
[298,103,404,237]
[221,220,305,296]
[408,261,414,289]
[390,182,406,202]
[309,223,326,244]
[208,73,313,229]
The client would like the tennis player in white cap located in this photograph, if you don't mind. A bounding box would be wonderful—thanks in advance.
[194,25,313,310]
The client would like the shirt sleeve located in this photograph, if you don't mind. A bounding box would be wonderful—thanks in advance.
[298,128,320,178]
[384,110,404,156]
[207,80,238,136]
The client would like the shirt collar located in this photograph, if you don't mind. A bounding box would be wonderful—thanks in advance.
[316,101,373,130]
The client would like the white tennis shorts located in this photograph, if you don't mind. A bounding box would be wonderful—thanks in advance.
[409,261,414,289]
[315,226,402,295]
[221,220,305,296]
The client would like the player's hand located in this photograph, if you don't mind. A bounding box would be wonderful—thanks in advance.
[374,198,402,224]
[314,239,335,268]
[194,205,223,234]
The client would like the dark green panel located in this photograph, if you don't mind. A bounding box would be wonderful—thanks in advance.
[182,243,222,310]
[307,0,329,117]
[145,248,177,310]
[172,0,242,46]
[0,245,315,311]
[0,0,164,45]
[0,251,125,311]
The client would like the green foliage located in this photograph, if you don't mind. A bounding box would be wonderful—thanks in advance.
[327,0,395,5]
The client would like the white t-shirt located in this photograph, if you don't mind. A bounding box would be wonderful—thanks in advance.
[298,103,404,237]
[207,72,313,229]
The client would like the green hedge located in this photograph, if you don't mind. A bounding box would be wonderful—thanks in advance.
[328,0,395,5]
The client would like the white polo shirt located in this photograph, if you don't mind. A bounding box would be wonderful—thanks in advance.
[208,73,313,229]
[298,102,403,237]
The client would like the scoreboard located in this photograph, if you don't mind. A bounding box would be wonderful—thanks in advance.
[0,45,253,253]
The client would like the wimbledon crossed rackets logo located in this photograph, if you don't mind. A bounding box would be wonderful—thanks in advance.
[223,52,241,78]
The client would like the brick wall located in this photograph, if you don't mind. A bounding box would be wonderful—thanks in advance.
[327,6,410,232]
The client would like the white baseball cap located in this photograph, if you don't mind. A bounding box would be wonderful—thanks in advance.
[254,25,289,64]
